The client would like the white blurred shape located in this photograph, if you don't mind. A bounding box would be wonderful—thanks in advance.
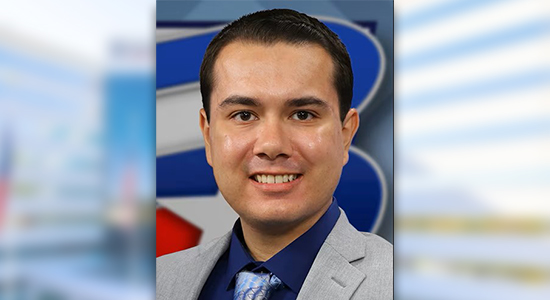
[398,37,550,98]
[398,0,545,57]
[398,85,549,137]
[156,83,205,156]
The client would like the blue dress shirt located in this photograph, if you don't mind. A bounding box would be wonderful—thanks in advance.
[198,199,341,300]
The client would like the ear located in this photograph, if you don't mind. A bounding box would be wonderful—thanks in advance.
[341,108,359,165]
[199,108,213,166]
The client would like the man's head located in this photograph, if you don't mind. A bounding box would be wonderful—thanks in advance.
[200,9,353,123]
[199,9,359,233]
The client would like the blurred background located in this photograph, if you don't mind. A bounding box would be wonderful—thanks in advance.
[395,0,550,299]
[0,1,156,300]
[0,0,549,300]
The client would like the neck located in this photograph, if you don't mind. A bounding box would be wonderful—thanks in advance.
[240,201,332,262]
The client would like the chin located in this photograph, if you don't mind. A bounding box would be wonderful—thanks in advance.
[241,207,312,230]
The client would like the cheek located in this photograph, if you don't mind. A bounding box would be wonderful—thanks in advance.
[212,130,252,168]
[293,125,343,164]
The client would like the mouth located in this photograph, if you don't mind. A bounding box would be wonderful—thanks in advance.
[250,174,302,184]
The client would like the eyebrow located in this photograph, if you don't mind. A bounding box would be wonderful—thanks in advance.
[217,96,330,109]
[286,97,330,109]
[218,96,259,108]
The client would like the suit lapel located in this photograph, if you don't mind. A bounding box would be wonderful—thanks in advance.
[186,232,232,300]
[297,210,367,300]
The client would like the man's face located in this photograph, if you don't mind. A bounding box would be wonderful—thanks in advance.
[200,41,358,230]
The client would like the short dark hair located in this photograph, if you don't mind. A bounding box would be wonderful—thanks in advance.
[199,8,353,122]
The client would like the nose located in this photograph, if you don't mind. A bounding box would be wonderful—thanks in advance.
[253,120,292,160]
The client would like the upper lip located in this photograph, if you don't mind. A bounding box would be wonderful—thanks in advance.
[249,171,302,176]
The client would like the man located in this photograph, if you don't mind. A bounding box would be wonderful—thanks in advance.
[157,9,392,300]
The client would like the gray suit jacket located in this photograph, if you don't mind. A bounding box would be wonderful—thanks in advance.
[157,210,393,299]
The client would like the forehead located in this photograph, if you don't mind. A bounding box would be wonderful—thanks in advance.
[211,41,337,107]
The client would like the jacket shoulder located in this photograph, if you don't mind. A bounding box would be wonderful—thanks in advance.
[156,245,203,299]
[156,234,230,300]
[157,244,202,272]
[360,232,393,262]
[352,232,393,299]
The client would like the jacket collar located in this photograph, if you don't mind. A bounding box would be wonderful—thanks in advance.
[185,232,232,300]
[296,209,367,300]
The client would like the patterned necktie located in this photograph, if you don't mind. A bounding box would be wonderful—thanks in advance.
[233,271,282,300]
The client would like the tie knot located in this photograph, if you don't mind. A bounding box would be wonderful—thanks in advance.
[234,271,282,300]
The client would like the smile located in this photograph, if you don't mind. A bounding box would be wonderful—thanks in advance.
[251,174,301,184]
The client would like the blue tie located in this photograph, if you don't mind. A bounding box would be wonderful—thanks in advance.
[233,271,282,300]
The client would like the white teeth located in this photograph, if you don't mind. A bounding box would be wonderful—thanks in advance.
[254,174,299,184]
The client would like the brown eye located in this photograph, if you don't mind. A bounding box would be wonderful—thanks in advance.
[239,111,251,121]
[232,111,257,122]
[292,111,313,121]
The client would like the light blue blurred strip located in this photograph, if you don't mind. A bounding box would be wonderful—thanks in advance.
[1,83,78,113]
[398,0,509,32]
[399,68,550,111]
[0,47,86,86]
[402,117,550,148]
[0,46,85,112]
[399,19,549,71]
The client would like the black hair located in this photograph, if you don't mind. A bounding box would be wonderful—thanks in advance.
[200,8,353,122]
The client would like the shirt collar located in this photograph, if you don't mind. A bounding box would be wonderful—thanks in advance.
[225,198,341,293]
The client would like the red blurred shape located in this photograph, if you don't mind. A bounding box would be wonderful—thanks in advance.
[156,207,202,257]
[0,129,11,227]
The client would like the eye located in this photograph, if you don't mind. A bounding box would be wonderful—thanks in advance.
[291,111,314,121]
[232,111,257,122]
